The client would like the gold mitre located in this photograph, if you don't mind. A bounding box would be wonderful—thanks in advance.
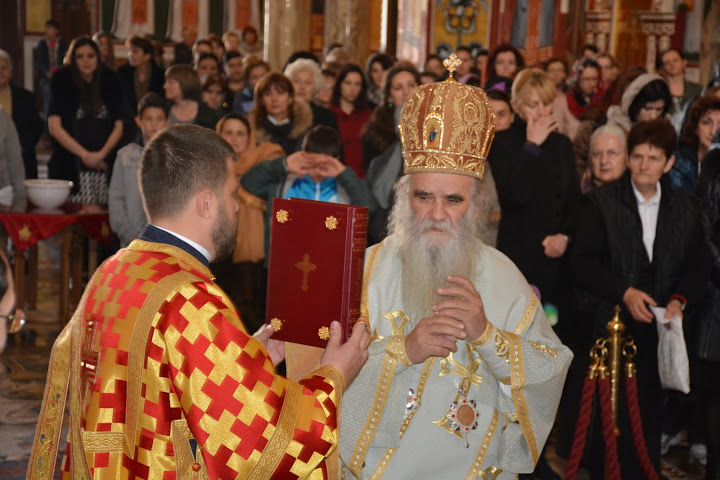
[398,53,495,179]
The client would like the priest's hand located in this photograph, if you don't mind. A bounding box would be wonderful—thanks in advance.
[286,151,315,176]
[405,316,466,364]
[433,275,488,341]
[253,324,286,366]
[622,287,656,323]
[321,321,370,386]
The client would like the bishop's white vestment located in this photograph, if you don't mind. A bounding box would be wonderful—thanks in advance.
[339,237,573,479]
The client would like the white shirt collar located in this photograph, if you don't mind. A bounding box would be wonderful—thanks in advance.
[152,225,212,262]
[267,115,290,126]
[631,180,661,206]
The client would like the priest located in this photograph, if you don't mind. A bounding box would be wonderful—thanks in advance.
[339,56,572,479]
[28,124,369,480]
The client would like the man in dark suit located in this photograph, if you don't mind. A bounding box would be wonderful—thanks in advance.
[571,119,710,479]
[0,49,42,178]
[34,19,68,127]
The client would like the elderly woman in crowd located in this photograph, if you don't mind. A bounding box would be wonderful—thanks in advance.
[669,95,720,192]
[0,49,42,179]
[49,36,123,204]
[163,63,219,129]
[284,58,338,129]
[248,72,313,154]
[606,72,672,132]
[364,52,395,105]
[582,123,628,192]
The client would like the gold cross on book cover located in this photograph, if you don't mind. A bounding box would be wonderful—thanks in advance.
[265,198,368,348]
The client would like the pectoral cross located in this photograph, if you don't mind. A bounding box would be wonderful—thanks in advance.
[295,253,317,292]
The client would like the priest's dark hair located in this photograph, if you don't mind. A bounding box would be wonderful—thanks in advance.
[303,125,342,159]
[140,124,234,221]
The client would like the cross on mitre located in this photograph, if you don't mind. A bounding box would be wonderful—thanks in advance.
[444,53,462,78]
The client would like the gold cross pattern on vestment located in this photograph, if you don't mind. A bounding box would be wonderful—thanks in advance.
[443,53,462,78]
[295,253,317,292]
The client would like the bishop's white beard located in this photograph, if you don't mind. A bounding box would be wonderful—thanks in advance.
[389,177,480,325]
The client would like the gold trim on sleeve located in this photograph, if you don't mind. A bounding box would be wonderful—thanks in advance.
[508,333,539,464]
[386,336,412,367]
[512,293,538,335]
[471,322,495,347]
[246,381,303,480]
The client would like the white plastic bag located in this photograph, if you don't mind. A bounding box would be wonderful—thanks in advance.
[650,306,690,394]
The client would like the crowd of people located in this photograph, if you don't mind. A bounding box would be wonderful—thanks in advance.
[2,17,720,480]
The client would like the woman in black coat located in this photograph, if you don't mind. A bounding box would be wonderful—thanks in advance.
[694,147,720,479]
[48,36,124,204]
[488,68,581,307]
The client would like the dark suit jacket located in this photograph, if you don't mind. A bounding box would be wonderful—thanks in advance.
[10,85,42,178]
[571,173,710,343]
[34,38,68,79]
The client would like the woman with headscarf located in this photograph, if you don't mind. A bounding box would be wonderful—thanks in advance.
[606,73,672,132]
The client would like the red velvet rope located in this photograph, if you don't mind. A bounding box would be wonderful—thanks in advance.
[563,377,597,480]
[625,375,660,480]
[597,377,622,480]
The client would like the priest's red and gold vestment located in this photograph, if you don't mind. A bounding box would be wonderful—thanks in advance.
[29,240,344,479]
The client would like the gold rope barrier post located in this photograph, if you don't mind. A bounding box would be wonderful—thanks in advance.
[605,305,625,437]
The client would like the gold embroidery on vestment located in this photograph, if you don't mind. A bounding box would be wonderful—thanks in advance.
[465,409,500,480]
[368,358,436,479]
[528,341,558,357]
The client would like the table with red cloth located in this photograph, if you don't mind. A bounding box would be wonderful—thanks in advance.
[0,203,113,329]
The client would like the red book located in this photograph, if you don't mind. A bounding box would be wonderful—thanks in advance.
[265,198,368,348]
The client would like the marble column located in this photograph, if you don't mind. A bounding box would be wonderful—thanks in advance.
[263,0,312,71]
[638,11,675,73]
[324,0,370,66]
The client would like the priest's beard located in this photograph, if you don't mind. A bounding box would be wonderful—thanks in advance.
[212,201,237,261]
[389,177,480,325]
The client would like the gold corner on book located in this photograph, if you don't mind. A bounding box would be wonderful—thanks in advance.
[325,215,339,230]
[318,326,330,340]
[276,209,289,223]
[270,318,283,332]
